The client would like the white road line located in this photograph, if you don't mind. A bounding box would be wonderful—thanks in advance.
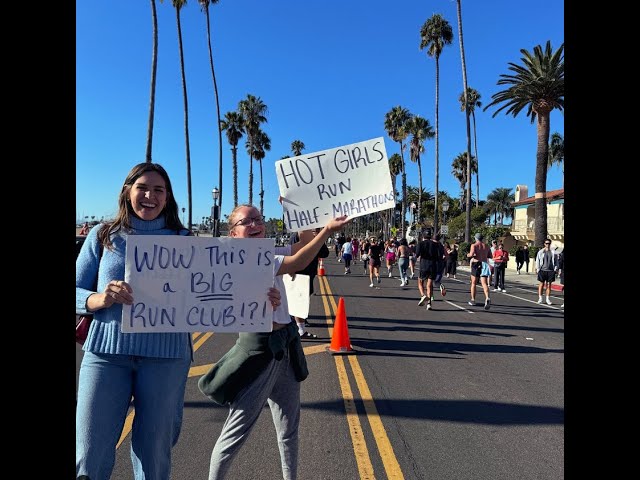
[444,300,475,313]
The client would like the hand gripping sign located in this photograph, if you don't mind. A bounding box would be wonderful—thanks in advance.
[275,137,395,233]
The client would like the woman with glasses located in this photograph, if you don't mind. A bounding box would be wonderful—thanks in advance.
[200,204,349,480]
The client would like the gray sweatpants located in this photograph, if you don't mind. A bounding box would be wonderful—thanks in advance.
[208,348,301,480]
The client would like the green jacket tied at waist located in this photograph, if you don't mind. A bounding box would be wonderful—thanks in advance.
[197,322,309,405]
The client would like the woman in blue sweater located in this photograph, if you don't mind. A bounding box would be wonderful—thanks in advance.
[75,163,281,480]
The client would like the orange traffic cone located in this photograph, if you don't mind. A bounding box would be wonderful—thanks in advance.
[328,297,354,354]
[317,258,326,276]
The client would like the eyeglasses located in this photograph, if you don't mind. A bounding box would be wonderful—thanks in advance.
[232,215,265,228]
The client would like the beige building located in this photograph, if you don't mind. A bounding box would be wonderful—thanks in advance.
[510,185,564,250]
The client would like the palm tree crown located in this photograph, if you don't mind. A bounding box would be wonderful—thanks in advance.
[291,140,305,157]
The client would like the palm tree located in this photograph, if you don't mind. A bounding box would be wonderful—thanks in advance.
[420,13,453,237]
[291,140,305,156]
[238,94,268,205]
[459,87,482,207]
[166,0,193,229]
[145,0,159,163]
[384,106,412,238]
[451,152,477,209]
[198,0,224,215]
[388,153,403,202]
[220,111,244,207]
[246,129,271,214]
[453,0,474,242]
[406,115,435,225]
[483,41,564,246]
[486,187,514,225]
[548,132,564,185]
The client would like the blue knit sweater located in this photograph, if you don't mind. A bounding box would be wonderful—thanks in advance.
[76,216,192,359]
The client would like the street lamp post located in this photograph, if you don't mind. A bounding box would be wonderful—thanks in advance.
[211,187,220,237]
[182,207,186,226]
[442,200,449,242]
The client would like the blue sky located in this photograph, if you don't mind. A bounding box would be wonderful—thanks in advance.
[76,0,564,226]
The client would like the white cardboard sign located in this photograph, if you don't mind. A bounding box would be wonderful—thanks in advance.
[275,137,394,232]
[122,236,275,333]
[282,274,310,319]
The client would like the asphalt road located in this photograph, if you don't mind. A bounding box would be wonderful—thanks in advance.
[76,256,564,480]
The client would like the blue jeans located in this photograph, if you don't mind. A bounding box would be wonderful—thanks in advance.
[76,351,191,480]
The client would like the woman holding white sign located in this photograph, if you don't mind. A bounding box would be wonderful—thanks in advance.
[75,163,283,480]
[199,204,349,480]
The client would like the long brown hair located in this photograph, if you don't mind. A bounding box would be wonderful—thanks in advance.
[97,163,186,249]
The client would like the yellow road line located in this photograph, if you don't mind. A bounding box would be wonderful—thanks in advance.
[320,273,404,479]
[334,355,376,480]
[348,356,404,479]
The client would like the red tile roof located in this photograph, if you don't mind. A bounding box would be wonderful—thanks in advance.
[512,188,564,206]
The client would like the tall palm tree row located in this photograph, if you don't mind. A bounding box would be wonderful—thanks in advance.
[454,0,474,242]
[458,87,482,207]
[420,13,453,237]
[548,132,564,184]
[406,115,435,226]
[383,106,412,238]
[198,0,224,216]
[220,111,244,207]
[483,41,564,246]
[238,94,268,205]
[166,0,193,229]
[145,0,159,164]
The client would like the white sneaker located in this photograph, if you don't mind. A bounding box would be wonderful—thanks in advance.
[493,288,500,292]
[418,295,427,306]
[537,298,543,304]
[369,283,374,288]
[561,303,564,308]
[546,298,552,305]
[501,289,507,293]
[400,280,406,286]
[426,301,432,310]
[468,300,475,306]
[388,272,392,277]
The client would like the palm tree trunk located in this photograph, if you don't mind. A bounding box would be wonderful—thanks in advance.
[472,111,479,207]
[434,57,440,234]
[417,158,423,225]
[259,159,264,214]
[145,0,158,163]
[204,6,224,219]
[175,8,192,229]
[534,111,551,246]
[456,0,473,243]
[400,140,407,239]
[232,146,238,207]
[248,136,254,205]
